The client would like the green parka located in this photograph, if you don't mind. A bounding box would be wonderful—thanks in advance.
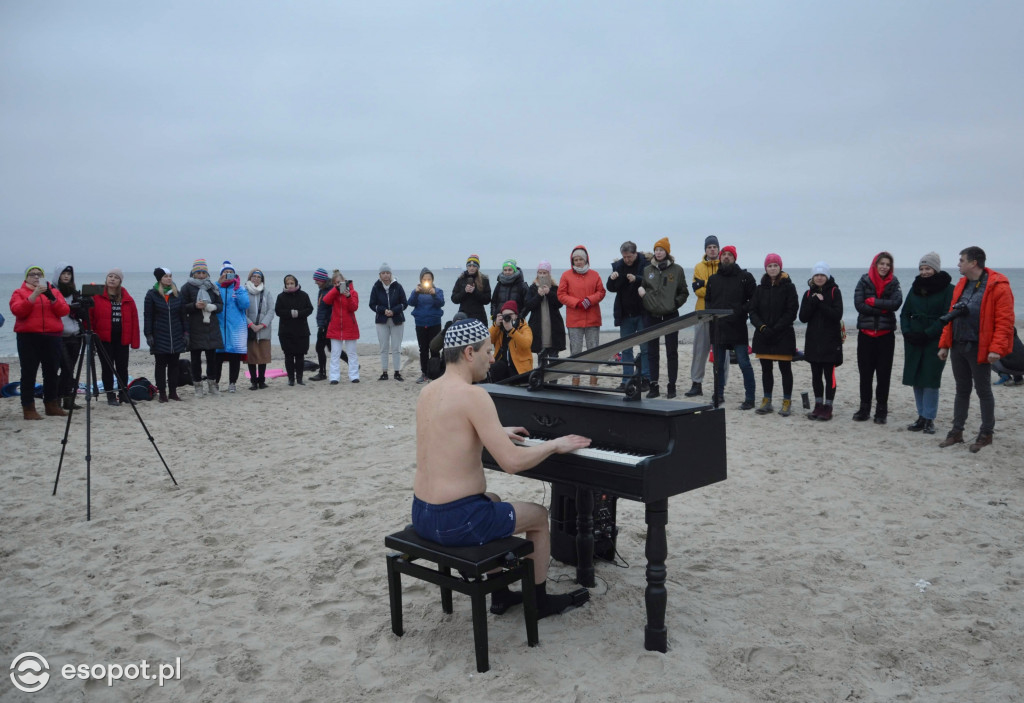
[901,271,954,389]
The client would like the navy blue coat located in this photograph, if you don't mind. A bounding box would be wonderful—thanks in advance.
[144,287,188,354]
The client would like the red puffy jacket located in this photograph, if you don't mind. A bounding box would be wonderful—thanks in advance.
[10,281,70,335]
[322,284,360,340]
[89,287,141,348]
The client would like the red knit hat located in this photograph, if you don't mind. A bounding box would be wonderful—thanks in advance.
[764,253,782,269]
[721,245,738,260]
[500,300,518,315]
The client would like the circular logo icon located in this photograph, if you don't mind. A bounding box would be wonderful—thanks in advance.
[10,652,50,693]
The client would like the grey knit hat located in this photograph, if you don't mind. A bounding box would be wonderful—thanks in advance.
[379,262,392,274]
[704,235,720,248]
[919,251,941,271]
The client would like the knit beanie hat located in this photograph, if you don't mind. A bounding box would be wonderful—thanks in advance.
[704,235,719,249]
[500,300,518,315]
[654,237,671,254]
[24,266,44,279]
[919,251,941,271]
[153,267,170,281]
[107,268,124,282]
[419,267,433,281]
[720,246,737,261]
[313,267,330,283]
[502,258,517,271]
[466,254,480,267]
[190,258,209,276]
[571,246,589,264]
[220,261,235,276]
[811,261,831,278]
[764,253,783,270]
[379,262,392,274]
[537,260,552,272]
[444,318,489,349]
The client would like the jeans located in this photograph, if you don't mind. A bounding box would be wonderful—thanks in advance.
[712,343,755,402]
[376,320,404,373]
[950,341,995,434]
[618,315,648,380]
[913,386,940,421]
[645,311,679,385]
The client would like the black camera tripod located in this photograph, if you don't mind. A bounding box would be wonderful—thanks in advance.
[52,298,177,520]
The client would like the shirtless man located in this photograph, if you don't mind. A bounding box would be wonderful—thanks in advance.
[413,318,591,617]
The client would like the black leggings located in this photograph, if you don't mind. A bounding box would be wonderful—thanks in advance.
[286,353,306,381]
[415,324,441,375]
[316,327,329,374]
[17,333,61,406]
[57,335,83,397]
[857,332,895,410]
[810,362,837,401]
[760,359,793,398]
[154,352,180,392]
[215,352,243,383]
[99,341,130,395]
[247,363,267,383]
[190,348,216,382]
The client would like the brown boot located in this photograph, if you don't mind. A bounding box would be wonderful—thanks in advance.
[168,388,182,401]
[158,389,168,403]
[571,377,581,387]
[939,430,964,448]
[969,432,992,453]
[23,404,43,420]
[589,375,599,387]
[44,400,68,417]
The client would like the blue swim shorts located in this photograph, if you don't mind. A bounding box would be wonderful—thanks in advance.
[411,494,517,547]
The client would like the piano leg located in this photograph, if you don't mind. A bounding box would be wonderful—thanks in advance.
[574,487,596,588]
[644,498,669,652]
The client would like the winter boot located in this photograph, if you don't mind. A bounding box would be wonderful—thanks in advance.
[755,398,774,414]
[106,392,120,406]
[228,383,236,393]
[923,419,935,434]
[969,432,993,453]
[779,399,792,417]
[852,404,871,421]
[296,374,304,386]
[666,383,677,399]
[22,403,43,420]
[683,382,702,397]
[589,375,599,387]
[571,376,581,387]
[939,430,964,448]
[818,404,834,421]
[44,400,68,416]
[194,382,205,398]
[907,416,927,432]
[807,402,824,420]
[873,403,888,425]
[62,394,81,410]
[158,389,168,403]
[207,380,220,396]
[168,388,182,401]
[646,383,660,399]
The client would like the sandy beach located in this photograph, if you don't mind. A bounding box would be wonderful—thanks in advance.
[2,333,1022,702]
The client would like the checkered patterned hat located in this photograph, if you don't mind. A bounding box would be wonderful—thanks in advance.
[443,319,490,350]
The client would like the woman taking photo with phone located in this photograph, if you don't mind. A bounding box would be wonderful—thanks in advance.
[10,266,70,419]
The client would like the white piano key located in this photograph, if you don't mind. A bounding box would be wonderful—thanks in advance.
[515,436,650,466]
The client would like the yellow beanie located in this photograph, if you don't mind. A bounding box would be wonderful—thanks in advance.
[654,237,671,255]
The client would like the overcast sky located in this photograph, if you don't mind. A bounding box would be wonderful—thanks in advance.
[2,1,1022,275]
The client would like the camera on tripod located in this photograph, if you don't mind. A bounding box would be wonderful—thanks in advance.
[939,301,969,323]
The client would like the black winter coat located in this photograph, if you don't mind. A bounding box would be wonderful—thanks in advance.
[275,287,315,356]
[180,280,224,351]
[606,253,649,325]
[798,277,844,365]
[450,271,491,324]
[369,280,408,325]
[705,263,756,346]
[854,273,903,333]
[144,288,188,354]
[490,271,530,321]
[749,273,798,356]
[523,282,566,353]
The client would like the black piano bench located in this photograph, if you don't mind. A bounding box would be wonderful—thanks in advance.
[384,528,539,673]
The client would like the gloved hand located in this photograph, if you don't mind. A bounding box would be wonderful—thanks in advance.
[692,278,705,292]
[865,297,876,307]
[758,325,775,340]
[580,297,591,310]
[146,334,155,347]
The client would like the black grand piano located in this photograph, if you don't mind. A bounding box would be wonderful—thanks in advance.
[482,310,728,652]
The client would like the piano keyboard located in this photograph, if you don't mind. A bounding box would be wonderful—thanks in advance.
[514,436,651,466]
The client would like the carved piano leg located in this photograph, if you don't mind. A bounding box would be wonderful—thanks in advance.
[644,498,669,652]
[574,487,596,588]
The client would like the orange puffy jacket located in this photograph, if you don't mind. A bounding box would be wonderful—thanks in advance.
[938,269,1015,363]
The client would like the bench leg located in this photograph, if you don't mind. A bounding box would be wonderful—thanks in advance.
[386,554,404,636]
[520,560,539,647]
[440,566,454,614]
[470,591,490,673]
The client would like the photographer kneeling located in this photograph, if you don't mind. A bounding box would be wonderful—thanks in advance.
[488,301,533,382]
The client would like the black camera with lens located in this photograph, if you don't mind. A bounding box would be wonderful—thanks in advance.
[501,313,516,323]
[939,301,969,323]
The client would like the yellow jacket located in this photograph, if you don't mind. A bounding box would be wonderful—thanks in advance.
[490,321,534,374]
[692,257,721,311]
